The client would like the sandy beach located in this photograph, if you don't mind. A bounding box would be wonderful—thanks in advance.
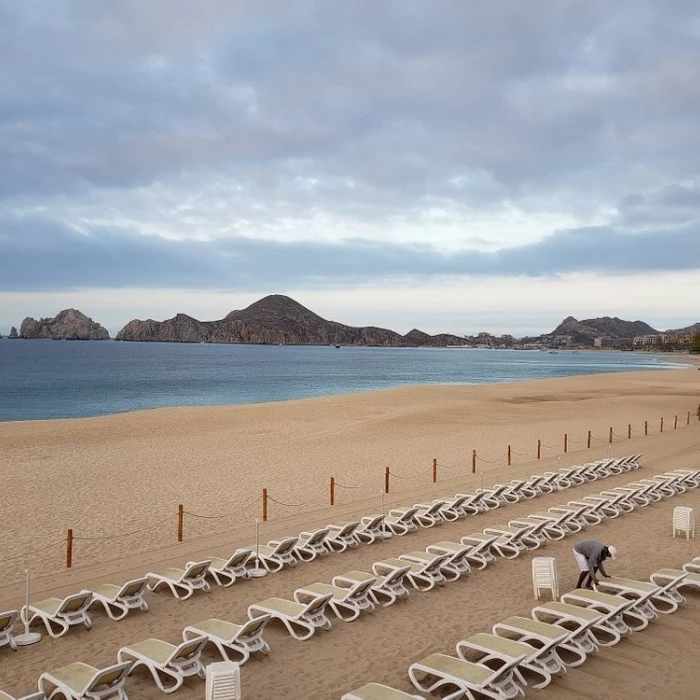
[1,367,699,698]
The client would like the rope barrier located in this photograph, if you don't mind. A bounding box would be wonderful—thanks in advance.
[540,443,557,450]
[73,515,177,541]
[184,493,261,519]
[611,429,624,438]
[436,462,463,469]
[387,470,414,480]
[266,494,318,508]
[3,540,64,563]
[475,454,500,464]
[509,447,529,456]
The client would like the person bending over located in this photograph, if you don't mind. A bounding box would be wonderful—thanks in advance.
[573,539,617,589]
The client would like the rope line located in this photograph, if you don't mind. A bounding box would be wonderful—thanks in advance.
[266,494,317,508]
[540,442,556,450]
[436,462,462,469]
[183,494,262,520]
[74,515,177,541]
[3,540,64,563]
[334,481,377,492]
[475,454,500,464]
[388,470,414,480]
[611,429,624,438]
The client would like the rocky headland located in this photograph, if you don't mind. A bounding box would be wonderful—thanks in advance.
[19,309,110,340]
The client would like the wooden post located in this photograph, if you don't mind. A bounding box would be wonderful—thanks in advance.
[609,426,613,444]
[674,415,678,430]
[330,476,335,506]
[644,420,648,436]
[587,430,591,449]
[432,458,437,484]
[262,488,268,522]
[537,439,541,460]
[471,449,476,474]
[384,467,390,494]
[66,528,73,569]
[177,504,184,543]
[507,445,511,466]
[564,433,568,453]
[628,423,631,439]
[660,417,664,433]
[688,411,691,426]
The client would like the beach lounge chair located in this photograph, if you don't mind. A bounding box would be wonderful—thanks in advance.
[454,491,492,513]
[118,636,207,693]
[460,532,512,560]
[332,568,411,607]
[476,483,516,507]
[682,557,700,574]
[326,521,362,551]
[564,498,608,524]
[409,501,452,527]
[268,530,330,563]
[0,692,44,700]
[294,578,377,621]
[38,661,131,700]
[247,594,333,640]
[409,652,525,699]
[356,514,388,543]
[596,573,685,616]
[384,507,420,535]
[457,630,562,690]
[183,614,271,664]
[398,550,463,582]
[532,601,616,649]
[650,568,700,604]
[247,536,299,571]
[482,523,541,553]
[427,540,491,570]
[560,589,642,635]
[22,591,93,639]
[205,660,241,700]
[146,560,211,599]
[373,555,449,592]
[206,549,253,587]
[516,513,569,540]
[546,503,594,530]
[0,610,17,651]
[341,683,425,699]
[422,494,479,519]
[89,577,149,620]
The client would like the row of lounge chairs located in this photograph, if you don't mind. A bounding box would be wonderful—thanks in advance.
[0,455,643,648]
[340,467,700,699]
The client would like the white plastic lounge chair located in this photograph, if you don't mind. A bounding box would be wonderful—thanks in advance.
[530,601,605,652]
[332,568,410,607]
[38,661,131,700]
[460,533,507,561]
[341,682,425,699]
[454,491,492,512]
[426,540,490,571]
[384,507,420,535]
[476,483,515,507]
[531,557,559,601]
[22,591,93,639]
[560,589,642,635]
[398,550,465,582]
[546,503,594,530]
[481,524,535,555]
[0,692,44,700]
[457,630,563,690]
[146,560,211,599]
[207,549,253,587]
[205,660,241,700]
[596,574,685,616]
[0,610,18,651]
[357,514,388,543]
[651,568,700,604]
[247,537,299,571]
[683,556,700,574]
[408,501,451,527]
[672,506,696,539]
[89,577,149,620]
[515,514,568,540]
[373,555,449,592]
[293,527,332,559]
[326,521,362,551]
[247,594,333,641]
[183,615,271,664]
[294,578,377,621]
[118,636,207,694]
[409,652,525,699]
[422,494,479,519]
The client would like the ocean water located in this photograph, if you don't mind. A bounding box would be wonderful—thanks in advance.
[0,339,684,422]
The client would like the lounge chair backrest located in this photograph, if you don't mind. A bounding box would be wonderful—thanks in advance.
[304,594,333,616]
[273,538,299,555]
[383,565,411,585]
[88,662,132,692]
[59,591,93,613]
[399,507,419,522]
[228,550,252,567]
[0,610,16,632]
[185,561,211,579]
[306,529,329,545]
[350,577,378,598]
[239,613,272,637]
[172,636,208,663]
[120,578,149,597]
[363,514,384,529]
[425,554,450,572]
[334,521,360,537]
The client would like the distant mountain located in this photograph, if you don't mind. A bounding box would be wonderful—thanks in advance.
[546,316,659,345]
[665,322,700,335]
[20,309,110,340]
[115,294,464,347]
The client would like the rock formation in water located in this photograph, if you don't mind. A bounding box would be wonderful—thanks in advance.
[19,309,110,340]
[8,326,18,339]
[116,294,464,347]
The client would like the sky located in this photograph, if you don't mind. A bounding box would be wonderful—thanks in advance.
[1,1,699,337]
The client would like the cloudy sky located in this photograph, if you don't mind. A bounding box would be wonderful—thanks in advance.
[1,1,699,336]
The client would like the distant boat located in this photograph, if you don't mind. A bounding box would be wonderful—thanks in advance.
[548,350,558,354]
[334,345,341,349]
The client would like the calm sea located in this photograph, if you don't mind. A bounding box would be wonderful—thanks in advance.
[0,339,683,422]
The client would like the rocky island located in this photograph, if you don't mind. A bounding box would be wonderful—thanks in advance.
[20,309,110,340]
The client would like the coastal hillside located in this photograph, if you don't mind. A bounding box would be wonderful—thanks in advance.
[115,294,464,347]
[545,316,659,345]
[19,309,110,340]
